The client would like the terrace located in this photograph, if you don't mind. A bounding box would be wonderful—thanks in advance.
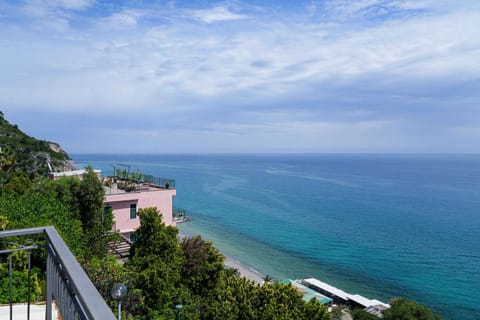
[104,174,176,195]
[0,226,116,320]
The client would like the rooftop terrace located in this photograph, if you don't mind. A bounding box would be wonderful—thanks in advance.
[104,174,175,195]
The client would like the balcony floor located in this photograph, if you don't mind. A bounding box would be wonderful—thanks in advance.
[0,303,59,320]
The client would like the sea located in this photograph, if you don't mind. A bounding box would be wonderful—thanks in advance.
[73,154,480,320]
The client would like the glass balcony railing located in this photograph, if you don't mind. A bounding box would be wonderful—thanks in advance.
[142,175,175,189]
[0,226,116,320]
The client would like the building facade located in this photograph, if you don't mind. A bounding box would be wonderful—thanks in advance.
[49,169,177,244]
[104,183,176,242]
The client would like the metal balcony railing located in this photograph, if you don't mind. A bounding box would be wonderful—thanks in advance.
[0,226,116,320]
[142,175,175,189]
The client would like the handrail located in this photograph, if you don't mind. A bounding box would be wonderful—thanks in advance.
[143,174,175,189]
[0,226,116,320]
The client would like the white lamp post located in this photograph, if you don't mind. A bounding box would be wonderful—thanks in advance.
[111,283,127,320]
[175,304,183,320]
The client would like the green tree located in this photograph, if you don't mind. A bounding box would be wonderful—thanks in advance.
[0,114,71,178]
[204,272,330,320]
[181,235,224,297]
[0,215,7,230]
[128,207,186,319]
[0,268,42,303]
[81,255,145,318]
[252,281,329,320]
[0,146,16,185]
[78,166,109,258]
[0,179,85,303]
[303,297,331,320]
[384,298,442,320]
[207,274,255,320]
[352,308,380,320]
[0,190,84,256]
[2,170,32,195]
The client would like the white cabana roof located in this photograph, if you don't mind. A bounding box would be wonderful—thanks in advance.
[303,278,390,309]
[302,278,350,300]
[49,169,101,178]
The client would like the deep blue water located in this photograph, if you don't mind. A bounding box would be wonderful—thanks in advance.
[73,154,480,319]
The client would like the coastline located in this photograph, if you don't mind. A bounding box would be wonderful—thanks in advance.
[179,231,265,283]
[73,154,480,319]
[224,255,265,283]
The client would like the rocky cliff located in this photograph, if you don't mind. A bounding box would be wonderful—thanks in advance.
[0,111,74,178]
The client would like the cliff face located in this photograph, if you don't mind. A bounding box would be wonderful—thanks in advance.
[0,111,74,177]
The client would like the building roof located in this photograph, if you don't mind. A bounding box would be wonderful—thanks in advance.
[283,279,333,304]
[49,169,101,178]
[302,278,390,309]
[348,294,389,308]
[104,182,175,196]
[302,278,350,300]
[365,304,390,317]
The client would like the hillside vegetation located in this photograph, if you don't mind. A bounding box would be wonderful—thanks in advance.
[0,111,73,179]
[0,114,442,319]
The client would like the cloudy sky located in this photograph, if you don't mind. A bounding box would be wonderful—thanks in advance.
[1,0,479,153]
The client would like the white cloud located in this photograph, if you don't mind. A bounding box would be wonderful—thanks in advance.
[1,0,480,152]
[3,5,479,114]
[44,0,94,10]
[324,0,384,19]
[4,4,479,107]
[192,6,248,23]
[19,0,94,31]
[23,0,94,16]
[97,10,140,30]
[390,0,479,11]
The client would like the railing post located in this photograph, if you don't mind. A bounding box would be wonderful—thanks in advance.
[27,251,31,320]
[9,254,13,320]
[46,247,53,320]
[0,226,116,320]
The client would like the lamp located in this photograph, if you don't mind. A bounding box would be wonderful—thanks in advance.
[175,304,183,320]
[111,283,127,320]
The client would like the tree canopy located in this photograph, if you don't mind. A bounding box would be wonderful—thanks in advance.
[78,166,111,258]
[0,166,114,303]
[125,207,331,320]
[0,113,72,179]
[384,298,442,320]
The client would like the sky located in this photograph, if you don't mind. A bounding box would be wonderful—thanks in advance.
[1,0,479,154]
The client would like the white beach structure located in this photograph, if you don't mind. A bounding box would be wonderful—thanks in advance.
[302,278,390,316]
[48,169,101,180]
[348,294,390,309]
[302,278,350,302]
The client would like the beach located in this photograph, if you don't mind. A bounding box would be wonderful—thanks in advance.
[224,255,265,283]
[179,231,265,283]
[75,153,480,319]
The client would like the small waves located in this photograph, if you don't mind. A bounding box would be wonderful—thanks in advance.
[265,168,359,188]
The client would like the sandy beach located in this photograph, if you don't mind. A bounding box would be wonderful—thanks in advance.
[179,232,266,283]
[224,255,265,283]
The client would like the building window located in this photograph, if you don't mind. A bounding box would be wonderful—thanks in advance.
[104,206,112,217]
[130,203,137,219]
[104,206,113,230]
[130,232,137,244]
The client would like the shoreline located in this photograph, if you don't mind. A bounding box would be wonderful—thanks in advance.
[224,255,265,283]
[179,231,265,283]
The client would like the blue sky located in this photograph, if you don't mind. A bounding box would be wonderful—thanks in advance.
[1,0,479,153]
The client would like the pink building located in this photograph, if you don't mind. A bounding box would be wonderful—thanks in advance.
[104,180,176,243]
[49,169,176,246]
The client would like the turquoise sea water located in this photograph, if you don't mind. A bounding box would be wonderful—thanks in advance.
[73,154,480,319]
